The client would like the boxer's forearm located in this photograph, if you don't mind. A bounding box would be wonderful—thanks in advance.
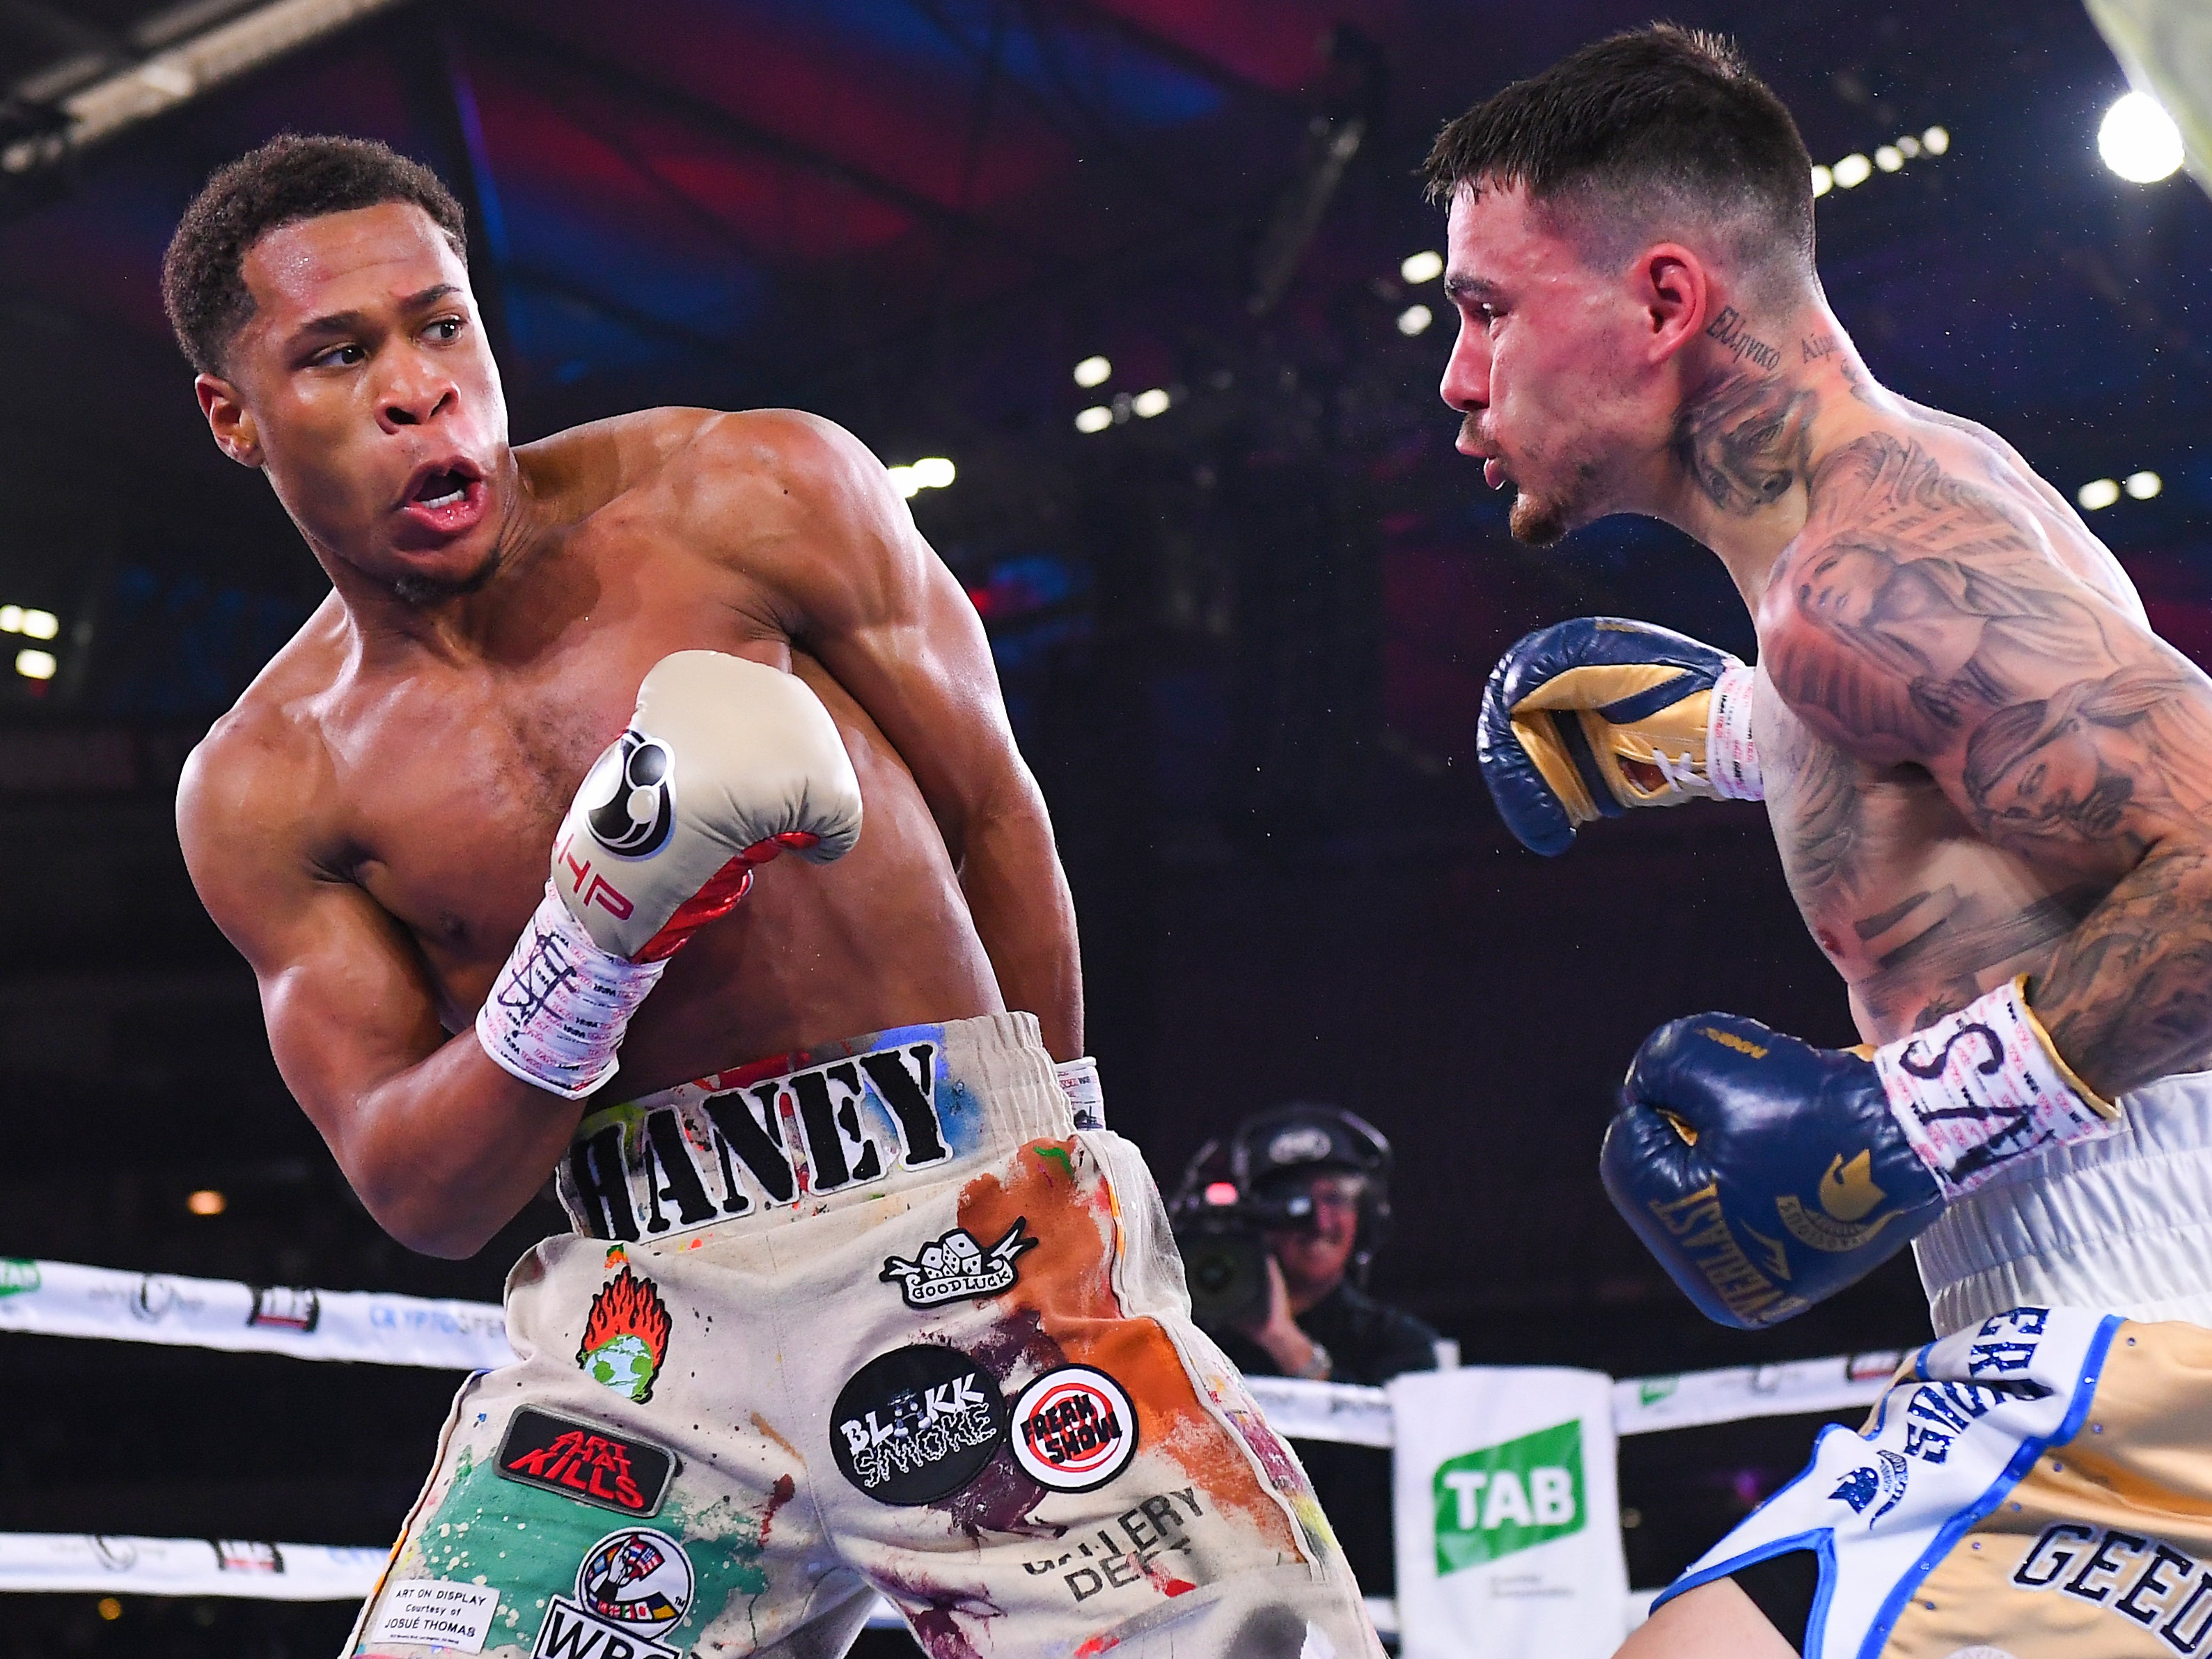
[959,793,1083,1060]
[2034,840,2212,1100]
[338,1035,583,1258]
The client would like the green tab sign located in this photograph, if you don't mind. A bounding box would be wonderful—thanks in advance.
[1432,1418,1585,1575]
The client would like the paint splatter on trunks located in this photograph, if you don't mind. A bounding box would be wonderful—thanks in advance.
[346,1014,1380,1659]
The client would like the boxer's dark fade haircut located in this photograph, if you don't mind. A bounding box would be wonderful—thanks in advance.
[162,133,466,377]
[1421,25,1816,289]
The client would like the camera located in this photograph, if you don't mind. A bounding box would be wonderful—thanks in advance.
[1168,1174,1317,1332]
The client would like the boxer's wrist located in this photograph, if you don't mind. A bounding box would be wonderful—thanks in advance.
[1706,663,1762,801]
[476,885,667,1100]
[1872,975,2119,1198]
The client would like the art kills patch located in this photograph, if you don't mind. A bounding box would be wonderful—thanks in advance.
[497,1407,677,1516]
[530,1527,693,1659]
[831,1344,1007,1505]
[1012,1367,1138,1493]
[879,1218,1035,1309]
[578,1264,672,1404]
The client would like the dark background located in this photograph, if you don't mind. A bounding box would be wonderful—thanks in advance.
[1,0,2206,1651]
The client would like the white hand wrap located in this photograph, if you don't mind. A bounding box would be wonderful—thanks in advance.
[476,885,668,1099]
[1705,663,1764,801]
[1872,977,2119,1198]
[1056,1055,1104,1126]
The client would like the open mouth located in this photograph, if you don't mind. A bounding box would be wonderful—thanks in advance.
[395,458,489,537]
[412,469,471,509]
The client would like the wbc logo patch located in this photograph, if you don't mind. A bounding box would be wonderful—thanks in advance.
[530,1526,695,1659]
[1011,1367,1138,1493]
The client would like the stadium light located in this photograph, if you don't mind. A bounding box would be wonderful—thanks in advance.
[2100,92,2183,183]
[1073,355,1111,388]
[1075,406,1112,434]
[1397,304,1434,336]
[2078,478,2121,510]
[15,649,56,680]
[1399,250,1444,285]
[2124,471,2163,499]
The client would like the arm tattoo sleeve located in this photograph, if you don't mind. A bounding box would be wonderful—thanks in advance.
[1775,432,2212,1095]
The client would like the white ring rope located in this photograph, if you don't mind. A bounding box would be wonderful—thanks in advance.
[0,1255,1908,1605]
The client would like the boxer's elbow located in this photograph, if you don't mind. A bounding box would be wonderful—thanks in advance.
[347,1155,513,1259]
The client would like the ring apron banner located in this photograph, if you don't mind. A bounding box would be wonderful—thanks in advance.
[1388,1365,1629,1659]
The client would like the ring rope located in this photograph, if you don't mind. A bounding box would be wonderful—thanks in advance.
[0,1255,1908,1614]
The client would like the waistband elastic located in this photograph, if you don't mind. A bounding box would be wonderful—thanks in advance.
[555,1011,1071,1245]
[1915,1066,2212,1333]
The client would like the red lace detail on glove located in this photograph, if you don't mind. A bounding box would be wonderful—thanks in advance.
[632,833,820,964]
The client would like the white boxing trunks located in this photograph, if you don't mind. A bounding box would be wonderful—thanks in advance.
[346,1012,1381,1659]
[1661,1070,2212,1656]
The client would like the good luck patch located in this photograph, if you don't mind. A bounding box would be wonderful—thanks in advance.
[1012,1366,1138,1493]
[831,1344,1007,1505]
[879,1218,1036,1309]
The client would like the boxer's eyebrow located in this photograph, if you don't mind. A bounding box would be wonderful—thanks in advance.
[290,284,462,345]
[1443,274,1503,304]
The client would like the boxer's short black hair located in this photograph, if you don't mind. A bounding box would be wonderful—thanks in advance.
[1421,25,1815,284]
[162,133,466,377]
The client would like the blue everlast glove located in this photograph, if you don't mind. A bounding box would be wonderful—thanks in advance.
[1602,982,2121,1329]
[1479,617,1762,856]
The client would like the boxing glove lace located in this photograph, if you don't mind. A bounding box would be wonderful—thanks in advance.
[1480,616,1761,856]
[477,652,864,1098]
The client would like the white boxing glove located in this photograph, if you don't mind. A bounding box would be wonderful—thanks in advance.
[477,652,864,1097]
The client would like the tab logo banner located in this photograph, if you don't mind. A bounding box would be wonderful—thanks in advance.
[1432,1419,1585,1576]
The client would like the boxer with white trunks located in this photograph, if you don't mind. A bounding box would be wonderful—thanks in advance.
[164,134,1378,1659]
[1434,28,2212,1659]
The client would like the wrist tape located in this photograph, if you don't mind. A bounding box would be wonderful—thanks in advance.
[1872,976,2119,1198]
[476,885,667,1100]
[1055,1055,1104,1127]
[1705,663,1764,801]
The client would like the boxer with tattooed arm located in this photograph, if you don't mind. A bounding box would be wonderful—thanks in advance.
[1441,29,2212,1659]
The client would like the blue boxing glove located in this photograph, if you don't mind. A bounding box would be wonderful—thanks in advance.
[1602,980,2122,1328]
[1479,618,1763,856]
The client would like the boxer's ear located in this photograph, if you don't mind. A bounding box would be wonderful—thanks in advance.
[196,373,262,468]
[1635,242,1710,366]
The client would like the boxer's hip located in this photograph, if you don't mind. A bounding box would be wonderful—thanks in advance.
[1915,1066,2212,1335]
[554,1009,1072,1246]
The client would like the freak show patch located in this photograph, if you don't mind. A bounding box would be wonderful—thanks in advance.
[831,1344,1007,1505]
[578,1264,672,1404]
[1011,1366,1138,1493]
[496,1406,678,1517]
[530,1526,694,1659]
[879,1218,1036,1309]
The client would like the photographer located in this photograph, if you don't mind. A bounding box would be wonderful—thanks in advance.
[1198,1105,1443,1386]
